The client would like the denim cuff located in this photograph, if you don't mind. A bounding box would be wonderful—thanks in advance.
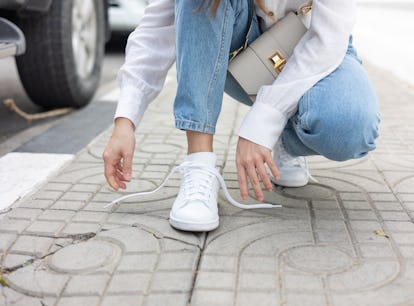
[175,119,216,135]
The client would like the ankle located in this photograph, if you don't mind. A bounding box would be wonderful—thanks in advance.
[186,130,213,154]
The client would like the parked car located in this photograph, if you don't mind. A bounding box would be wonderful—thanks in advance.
[0,0,110,109]
[108,0,148,33]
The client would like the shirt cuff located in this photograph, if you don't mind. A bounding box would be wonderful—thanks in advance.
[238,101,288,150]
[114,85,148,129]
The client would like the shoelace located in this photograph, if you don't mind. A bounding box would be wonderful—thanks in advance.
[105,161,281,209]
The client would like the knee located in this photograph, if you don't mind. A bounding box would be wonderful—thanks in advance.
[298,103,380,161]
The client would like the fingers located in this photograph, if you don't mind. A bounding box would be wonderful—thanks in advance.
[122,153,133,181]
[245,164,264,201]
[237,163,249,200]
[104,158,120,191]
[256,162,273,192]
[264,154,280,180]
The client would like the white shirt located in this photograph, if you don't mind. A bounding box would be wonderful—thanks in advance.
[115,0,356,150]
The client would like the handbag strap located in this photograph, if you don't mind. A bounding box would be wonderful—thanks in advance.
[229,0,255,62]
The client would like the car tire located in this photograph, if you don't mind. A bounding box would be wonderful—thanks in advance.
[15,0,105,109]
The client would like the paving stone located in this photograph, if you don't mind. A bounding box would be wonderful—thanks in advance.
[34,191,63,201]
[385,221,414,232]
[146,293,189,306]
[107,273,151,294]
[57,297,100,306]
[191,290,234,306]
[60,192,93,202]
[19,199,54,209]
[380,211,411,221]
[117,254,157,272]
[24,220,65,236]
[48,240,121,274]
[235,292,279,306]
[61,222,101,235]
[0,233,17,252]
[342,201,372,210]
[11,235,54,257]
[6,208,42,220]
[2,253,33,269]
[238,273,278,290]
[284,293,326,306]
[63,274,109,296]
[194,272,235,290]
[399,245,414,258]
[70,184,101,193]
[374,201,404,211]
[283,273,323,291]
[101,295,144,306]
[7,264,69,297]
[51,200,86,210]
[151,271,194,292]
[37,209,76,221]
[43,183,72,192]
[71,211,108,223]
[391,233,414,244]
[347,210,377,220]
[157,251,199,271]
[359,243,394,259]
[199,255,238,272]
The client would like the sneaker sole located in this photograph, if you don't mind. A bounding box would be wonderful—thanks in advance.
[169,216,219,232]
[270,176,308,188]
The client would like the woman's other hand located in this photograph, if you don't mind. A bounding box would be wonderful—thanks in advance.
[103,118,136,191]
[236,137,279,201]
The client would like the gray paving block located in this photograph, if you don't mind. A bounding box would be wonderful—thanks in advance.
[157,251,199,271]
[6,208,42,220]
[11,235,54,257]
[24,220,65,236]
[194,272,235,290]
[37,210,76,221]
[57,296,100,306]
[107,273,151,294]
[191,290,234,306]
[101,295,144,306]
[0,233,17,252]
[150,271,194,292]
[117,254,157,272]
[63,274,110,296]
[146,293,189,306]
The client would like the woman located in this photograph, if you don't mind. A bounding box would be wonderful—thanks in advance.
[103,0,380,232]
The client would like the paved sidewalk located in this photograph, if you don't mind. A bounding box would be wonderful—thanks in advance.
[1,64,414,306]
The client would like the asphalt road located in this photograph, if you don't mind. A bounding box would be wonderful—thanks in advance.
[0,39,126,156]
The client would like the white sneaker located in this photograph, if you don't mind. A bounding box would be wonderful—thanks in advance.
[271,139,309,187]
[169,152,220,232]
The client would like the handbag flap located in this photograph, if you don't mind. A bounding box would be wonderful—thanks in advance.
[227,12,307,98]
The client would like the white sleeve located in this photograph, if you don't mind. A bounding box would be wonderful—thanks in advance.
[238,0,357,149]
[114,0,176,128]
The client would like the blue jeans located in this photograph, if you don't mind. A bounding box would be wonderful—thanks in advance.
[174,0,380,161]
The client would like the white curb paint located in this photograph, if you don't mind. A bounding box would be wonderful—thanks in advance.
[99,87,120,102]
[0,152,74,212]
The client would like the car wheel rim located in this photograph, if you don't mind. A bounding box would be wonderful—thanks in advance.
[72,0,98,79]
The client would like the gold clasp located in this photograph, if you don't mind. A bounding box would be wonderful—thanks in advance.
[268,51,286,73]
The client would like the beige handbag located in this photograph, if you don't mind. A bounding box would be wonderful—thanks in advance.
[228,5,311,102]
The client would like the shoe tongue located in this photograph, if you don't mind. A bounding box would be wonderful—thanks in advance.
[185,152,216,167]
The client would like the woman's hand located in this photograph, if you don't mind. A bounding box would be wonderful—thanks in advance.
[236,137,279,201]
[103,118,136,191]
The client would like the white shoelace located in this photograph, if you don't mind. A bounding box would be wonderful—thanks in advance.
[105,161,281,209]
